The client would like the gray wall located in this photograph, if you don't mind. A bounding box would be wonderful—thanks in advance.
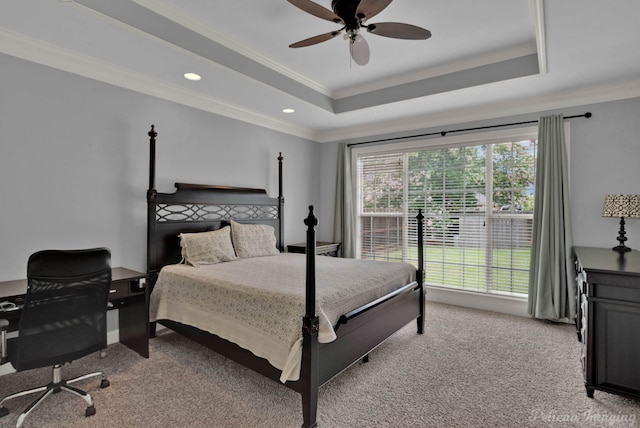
[569,97,640,248]
[0,54,322,282]
[2,50,639,281]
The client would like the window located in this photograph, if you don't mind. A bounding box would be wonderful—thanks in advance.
[354,127,538,297]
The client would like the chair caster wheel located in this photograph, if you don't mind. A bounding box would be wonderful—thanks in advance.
[0,406,9,418]
[85,405,96,417]
[100,379,110,389]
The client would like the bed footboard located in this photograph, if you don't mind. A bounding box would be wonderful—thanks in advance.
[299,206,424,428]
[319,281,421,384]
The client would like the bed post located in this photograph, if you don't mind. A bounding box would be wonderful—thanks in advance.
[147,125,158,337]
[416,209,425,334]
[147,125,157,195]
[278,152,285,252]
[301,206,319,428]
[146,125,158,277]
[147,125,159,337]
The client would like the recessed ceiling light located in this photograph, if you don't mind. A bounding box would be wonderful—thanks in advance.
[184,72,201,81]
[282,108,295,114]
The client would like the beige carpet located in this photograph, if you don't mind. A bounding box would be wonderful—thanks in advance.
[0,301,638,428]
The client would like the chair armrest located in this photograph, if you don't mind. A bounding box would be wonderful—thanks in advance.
[0,318,8,364]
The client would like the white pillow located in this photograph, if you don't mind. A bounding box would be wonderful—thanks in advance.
[230,220,280,258]
[179,226,238,266]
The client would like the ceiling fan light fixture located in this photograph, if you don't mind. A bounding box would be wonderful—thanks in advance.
[350,34,370,66]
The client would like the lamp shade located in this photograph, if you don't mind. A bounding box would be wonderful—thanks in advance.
[602,195,640,218]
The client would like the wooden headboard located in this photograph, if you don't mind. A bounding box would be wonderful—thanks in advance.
[145,126,284,285]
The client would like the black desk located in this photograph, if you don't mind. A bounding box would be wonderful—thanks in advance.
[0,267,149,358]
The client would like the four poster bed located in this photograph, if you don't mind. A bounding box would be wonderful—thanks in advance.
[145,126,425,427]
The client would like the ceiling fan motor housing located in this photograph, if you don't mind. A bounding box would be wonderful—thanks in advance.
[331,0,362,29]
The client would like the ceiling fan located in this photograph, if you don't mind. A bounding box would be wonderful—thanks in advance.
[287,0,431,66]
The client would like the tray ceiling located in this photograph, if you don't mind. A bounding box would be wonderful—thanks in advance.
[1,0,639,142]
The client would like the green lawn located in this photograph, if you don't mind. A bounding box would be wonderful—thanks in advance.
[365,246,531,296]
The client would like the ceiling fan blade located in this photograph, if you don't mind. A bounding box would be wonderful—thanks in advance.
[287,0,343,23]
[350,34,370,66]
[289,31,342,48]
[356,0,393,21]
[367,22,432,40]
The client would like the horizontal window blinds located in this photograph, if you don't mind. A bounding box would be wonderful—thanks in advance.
[357,139,536,296]
[359,153,406,263]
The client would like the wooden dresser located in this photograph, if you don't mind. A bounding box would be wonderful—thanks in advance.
[574,246,640,399]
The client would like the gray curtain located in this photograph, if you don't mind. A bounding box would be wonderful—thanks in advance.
[528,114,576,321]
[333,143,355,258]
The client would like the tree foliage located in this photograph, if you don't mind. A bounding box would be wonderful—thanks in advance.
[492,140,536,212]
[360,140,537,217]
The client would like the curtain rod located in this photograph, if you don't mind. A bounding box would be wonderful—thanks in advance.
[347,112,592,147]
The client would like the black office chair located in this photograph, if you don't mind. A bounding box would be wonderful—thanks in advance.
[0,248,112,427]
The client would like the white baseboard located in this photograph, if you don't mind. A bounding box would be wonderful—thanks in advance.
[426,285,529,317]
[107,329,119,346]
[0,364,14,376]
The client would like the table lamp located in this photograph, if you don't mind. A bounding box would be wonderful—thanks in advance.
[602,194,640,252]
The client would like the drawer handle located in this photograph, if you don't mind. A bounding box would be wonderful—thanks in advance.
[109,289,117,294]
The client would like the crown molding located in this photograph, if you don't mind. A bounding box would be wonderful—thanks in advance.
[333,42,538,99]
[130,0,332,98]
[113,0,544,105]
[0,27,315,141]
[530,0,547,75]
[2,25,637,145]
[315,78,640,143]
[133,0,543,105]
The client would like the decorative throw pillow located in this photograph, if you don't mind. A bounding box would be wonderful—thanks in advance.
[179,226,238,266]
[230,220,280,258]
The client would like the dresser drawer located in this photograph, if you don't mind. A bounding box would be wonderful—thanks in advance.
[589,281,640,304]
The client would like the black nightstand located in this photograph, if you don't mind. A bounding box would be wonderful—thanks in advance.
[287,242,341,257]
